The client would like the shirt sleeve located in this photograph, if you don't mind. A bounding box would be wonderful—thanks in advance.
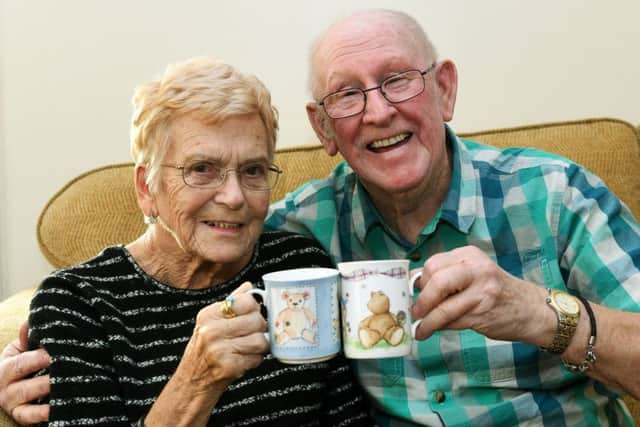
[266,192,317,236]
[266,175,348,266]
[28,275,132,426]
[557,163,640,309]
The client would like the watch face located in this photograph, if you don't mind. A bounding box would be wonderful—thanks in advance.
[554,292,579,314]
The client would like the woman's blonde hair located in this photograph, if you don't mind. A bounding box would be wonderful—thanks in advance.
[130,56,279,190]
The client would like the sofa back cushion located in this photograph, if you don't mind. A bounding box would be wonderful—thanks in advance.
[38,118,639,269]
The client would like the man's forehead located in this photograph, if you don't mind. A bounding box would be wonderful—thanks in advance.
[318,16,423,62]
[309,11,432,96]
[320,14,415,52]
[315,29,423,84]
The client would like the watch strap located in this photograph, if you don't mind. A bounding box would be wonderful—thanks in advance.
[540,289,580,355]
[562,295,597,373]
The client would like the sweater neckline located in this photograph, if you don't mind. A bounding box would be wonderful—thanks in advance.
[113,243,261,297]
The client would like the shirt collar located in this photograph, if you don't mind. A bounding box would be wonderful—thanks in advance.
[351,124,478,246]
[440,125,477,233]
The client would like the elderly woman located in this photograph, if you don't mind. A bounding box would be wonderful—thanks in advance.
[26,57,371,426]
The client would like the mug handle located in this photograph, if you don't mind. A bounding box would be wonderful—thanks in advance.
[247,288,270,342]
[408,271,423,338]
[408,271,422,296]
[247,287,266,300]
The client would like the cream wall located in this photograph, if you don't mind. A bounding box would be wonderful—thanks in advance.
[0,0,639,299]
[0,0,7,299]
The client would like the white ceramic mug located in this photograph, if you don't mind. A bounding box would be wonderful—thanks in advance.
[250,267,341,364]
[337,260,421,359]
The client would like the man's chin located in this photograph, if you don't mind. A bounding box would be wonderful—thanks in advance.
[362,174,426,197]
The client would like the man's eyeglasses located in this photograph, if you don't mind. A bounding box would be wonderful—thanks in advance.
[318,63,437,119]
[162,161,282,191]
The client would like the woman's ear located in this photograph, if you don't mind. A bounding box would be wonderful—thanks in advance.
[434,60,458,122]
[306,102,339,156]
[134,164,155,217]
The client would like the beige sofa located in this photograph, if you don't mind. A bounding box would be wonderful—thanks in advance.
[1,118,638,425]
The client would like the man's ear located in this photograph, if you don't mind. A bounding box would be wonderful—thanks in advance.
[134,164,155,217]
[306,102,339,156]
[434,60,458,122]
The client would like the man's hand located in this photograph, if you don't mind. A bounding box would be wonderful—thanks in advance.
[411,246,550,345]
[0,321,50,425]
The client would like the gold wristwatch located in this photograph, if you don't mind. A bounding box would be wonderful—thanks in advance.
[540,289,580,354]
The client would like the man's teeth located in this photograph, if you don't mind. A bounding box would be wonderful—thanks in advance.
[204,221,240,229]
[369,133,409,149]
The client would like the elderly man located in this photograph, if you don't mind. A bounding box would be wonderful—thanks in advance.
[266,9,640,426]
[2,8,640,426]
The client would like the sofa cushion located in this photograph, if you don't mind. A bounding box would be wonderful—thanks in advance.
[0,288,32,354]
[37,163,145,269]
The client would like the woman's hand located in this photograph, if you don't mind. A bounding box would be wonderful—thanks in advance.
[183,281,269,389]
[145,282,269,426]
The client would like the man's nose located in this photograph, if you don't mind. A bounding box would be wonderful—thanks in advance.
[362,89,396,125]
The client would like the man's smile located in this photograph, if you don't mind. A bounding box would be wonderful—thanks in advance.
[367,132,411,152]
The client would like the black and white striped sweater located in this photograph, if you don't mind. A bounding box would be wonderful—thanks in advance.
[29,231,372,426]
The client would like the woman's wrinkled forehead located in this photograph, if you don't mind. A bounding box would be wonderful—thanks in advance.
[165,113,271,163]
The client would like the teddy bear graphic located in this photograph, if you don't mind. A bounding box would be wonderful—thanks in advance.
[274,290,317,345]
[358,290,405,349]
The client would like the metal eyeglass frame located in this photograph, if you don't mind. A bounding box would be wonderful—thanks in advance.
[318,62,437,119]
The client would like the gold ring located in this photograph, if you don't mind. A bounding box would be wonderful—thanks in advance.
[221,296,237,318]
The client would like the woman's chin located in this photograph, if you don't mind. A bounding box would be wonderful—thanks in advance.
[198,244,253,266]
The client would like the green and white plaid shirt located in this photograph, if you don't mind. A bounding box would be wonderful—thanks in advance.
[265,125,640,426]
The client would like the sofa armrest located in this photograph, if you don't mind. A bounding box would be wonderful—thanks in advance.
[624,395,640,424]
[0,287,35,427]
[0,288,34,352]
[0,410,17,427]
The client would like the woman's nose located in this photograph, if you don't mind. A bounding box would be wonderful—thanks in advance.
[213,171,245,207]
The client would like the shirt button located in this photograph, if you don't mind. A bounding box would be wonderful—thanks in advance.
[409,251,421,262]
[433,390,446,403]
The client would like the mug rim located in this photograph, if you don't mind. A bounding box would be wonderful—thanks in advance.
[262,267,338,282]
[337,259,409,271]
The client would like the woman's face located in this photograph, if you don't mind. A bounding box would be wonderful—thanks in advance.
[151,114,272,270]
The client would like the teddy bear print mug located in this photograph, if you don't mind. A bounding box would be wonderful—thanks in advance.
[337,260,422,359]
[251,267,341,364]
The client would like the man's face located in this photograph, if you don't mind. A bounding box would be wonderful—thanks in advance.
[308,16,457,200]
